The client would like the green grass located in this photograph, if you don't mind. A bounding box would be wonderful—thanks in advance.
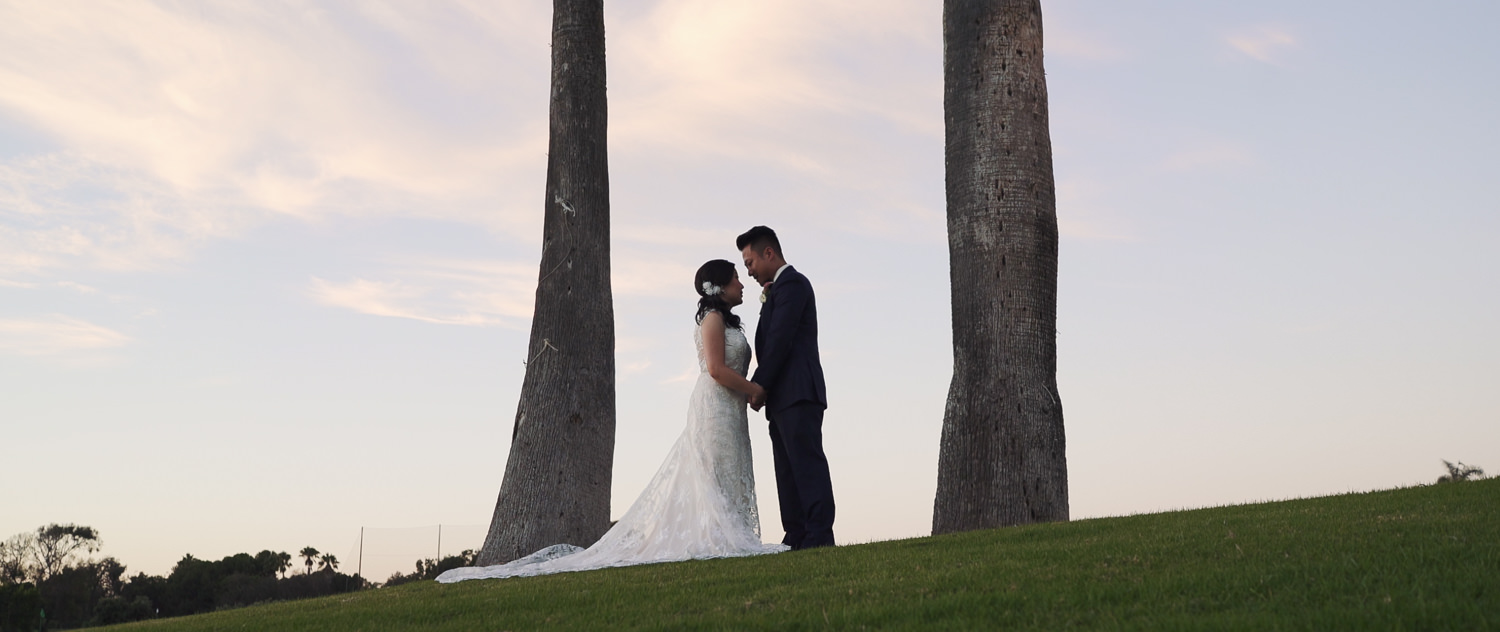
[111,479,1498,630]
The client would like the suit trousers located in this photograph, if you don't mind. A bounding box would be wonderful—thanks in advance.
[767,400,836,549]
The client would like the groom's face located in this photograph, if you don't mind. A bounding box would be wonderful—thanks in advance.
[741,245,775,287]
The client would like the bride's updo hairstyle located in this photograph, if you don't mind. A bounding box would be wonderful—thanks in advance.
[694,259,742,329]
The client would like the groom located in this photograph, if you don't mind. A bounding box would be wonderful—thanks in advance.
[738,226,836,550]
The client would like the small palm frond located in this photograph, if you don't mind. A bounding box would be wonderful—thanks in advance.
[1439,460,1485,483]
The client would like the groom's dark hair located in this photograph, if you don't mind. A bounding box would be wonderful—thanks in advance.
[736,226,782,256]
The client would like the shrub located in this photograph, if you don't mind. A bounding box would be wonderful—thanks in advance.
[92,595,154,626]
[0,583,42,632]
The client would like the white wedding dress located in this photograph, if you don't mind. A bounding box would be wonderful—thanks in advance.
[437,322,786,583]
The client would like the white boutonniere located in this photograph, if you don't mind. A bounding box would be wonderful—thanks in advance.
[760,286,769,303]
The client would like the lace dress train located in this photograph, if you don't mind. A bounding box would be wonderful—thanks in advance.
[437,325,785,583]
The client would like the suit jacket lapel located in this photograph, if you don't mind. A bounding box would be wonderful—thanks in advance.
[758,279,779,354]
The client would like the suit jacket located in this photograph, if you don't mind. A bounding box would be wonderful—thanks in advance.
[752,265,828,412]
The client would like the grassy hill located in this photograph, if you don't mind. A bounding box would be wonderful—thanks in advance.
[110,478,1497,630]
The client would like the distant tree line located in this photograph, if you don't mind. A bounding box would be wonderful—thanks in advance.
[0,525,363,630]
[381,549,477,588]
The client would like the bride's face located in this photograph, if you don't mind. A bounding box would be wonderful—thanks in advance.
[722,273,745,306]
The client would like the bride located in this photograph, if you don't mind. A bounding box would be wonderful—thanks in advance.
[438,260,788,583]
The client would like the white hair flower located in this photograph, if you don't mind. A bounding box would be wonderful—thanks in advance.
[701,281,722,296]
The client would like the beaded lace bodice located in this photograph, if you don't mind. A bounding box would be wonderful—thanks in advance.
[696,320,751,381]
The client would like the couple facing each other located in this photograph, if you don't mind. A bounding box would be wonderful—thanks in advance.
[438,226,834,583]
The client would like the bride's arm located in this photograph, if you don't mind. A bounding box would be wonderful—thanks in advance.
[701,312,765,400]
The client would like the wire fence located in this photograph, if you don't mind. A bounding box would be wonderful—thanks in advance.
[342,524,487,583]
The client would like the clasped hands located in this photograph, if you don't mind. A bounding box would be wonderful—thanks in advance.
[747,383,767,411]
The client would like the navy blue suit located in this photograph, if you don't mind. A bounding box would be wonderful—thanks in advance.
[752,265,835,549]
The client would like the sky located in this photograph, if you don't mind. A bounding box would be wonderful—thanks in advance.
[2,0,1497,583]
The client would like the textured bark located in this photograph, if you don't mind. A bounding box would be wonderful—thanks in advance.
[477,0,615,566]
[932,0,1068,535]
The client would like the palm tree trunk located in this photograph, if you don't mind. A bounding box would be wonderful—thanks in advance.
[476,0,615,566]
[932,0,1068,535]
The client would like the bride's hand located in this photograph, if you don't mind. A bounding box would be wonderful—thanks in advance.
[747,384,766,409]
